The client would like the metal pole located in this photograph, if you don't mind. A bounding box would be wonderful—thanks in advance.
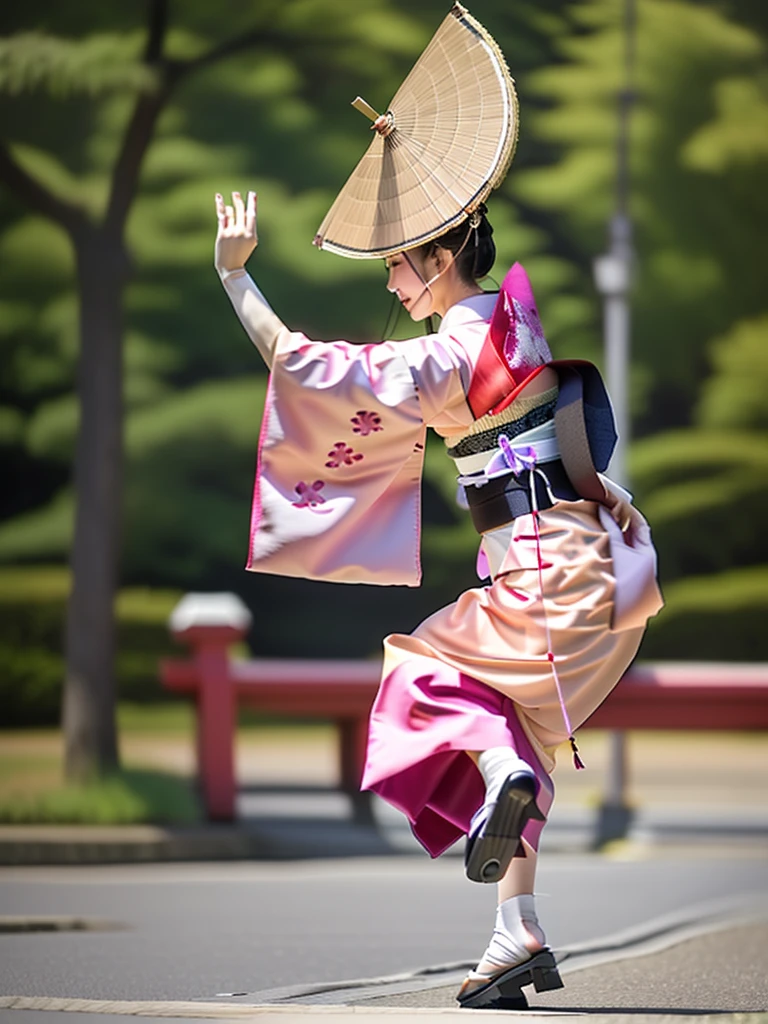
[592,0,636,847]
[604,213,632,487]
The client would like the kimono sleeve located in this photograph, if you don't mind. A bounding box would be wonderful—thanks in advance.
[247,331,428,585]
[399,331,474,426]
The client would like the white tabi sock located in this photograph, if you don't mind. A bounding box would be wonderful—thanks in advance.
[478,893,546,973]
[477,747,535,806]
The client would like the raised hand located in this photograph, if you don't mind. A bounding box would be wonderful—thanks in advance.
[214,190,258,274]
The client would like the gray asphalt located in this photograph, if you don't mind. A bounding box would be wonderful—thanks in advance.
[1,851,767,1005]
[357,920,768,1014]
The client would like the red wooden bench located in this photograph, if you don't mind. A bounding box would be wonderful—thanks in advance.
[160,594,768,822]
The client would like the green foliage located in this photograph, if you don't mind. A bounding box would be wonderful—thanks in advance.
[0,32,156,98]
[640,566,768,661]
[0,767,201,824]
[0,491,73,562]
[0,566,182,726]
[122,376,269,584]
[630,430,768,579]
[0,405,24,444]
[682,73,768,172]
[514,0,768,428]
[697,316,768,430]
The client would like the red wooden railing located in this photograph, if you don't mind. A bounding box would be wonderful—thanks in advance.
[160,595,768,821]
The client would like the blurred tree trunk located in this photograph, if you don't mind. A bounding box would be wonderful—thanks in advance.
[61,226,127,778]
[60,1,172,779]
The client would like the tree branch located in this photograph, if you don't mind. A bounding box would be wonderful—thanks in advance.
[173,28,263,80]
[103,0,172,236]
[103,81,170,237]
[0,142,86,236]
[144,0,169,63]
[171,26,309,84]
[104,9,306,237]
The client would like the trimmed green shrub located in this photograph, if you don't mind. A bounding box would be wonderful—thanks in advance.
[639,565,768,661]
[0,767,201,824]
[0,566,182,727]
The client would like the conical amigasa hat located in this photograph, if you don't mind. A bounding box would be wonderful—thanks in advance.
[313,3,518,259]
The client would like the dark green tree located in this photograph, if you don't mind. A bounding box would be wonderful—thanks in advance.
[0,0,423,775]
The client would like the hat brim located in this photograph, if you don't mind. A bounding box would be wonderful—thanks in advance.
[314,3,518,259]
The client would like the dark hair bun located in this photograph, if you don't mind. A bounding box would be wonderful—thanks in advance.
[421,204,496,283]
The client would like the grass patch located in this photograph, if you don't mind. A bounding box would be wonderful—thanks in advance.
[0,767,202,825]
[0,703,338,824]
[116,700,335,733]
[117,701,195,734]
[0,748,60,795]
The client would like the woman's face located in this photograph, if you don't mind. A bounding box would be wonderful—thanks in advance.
[385,251,436,322]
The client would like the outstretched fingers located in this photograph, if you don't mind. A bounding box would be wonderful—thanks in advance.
[245,190,257,236]
[213,189,259,273]
[215,192,236,234]
[215,192,227,227]
[214,191,257,240]
[232,190,245,229]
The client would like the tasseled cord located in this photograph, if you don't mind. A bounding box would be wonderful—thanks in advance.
[569,736,586,771]
[527,459,587,772]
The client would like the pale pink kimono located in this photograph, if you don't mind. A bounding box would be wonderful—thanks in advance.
[246,264,662,857]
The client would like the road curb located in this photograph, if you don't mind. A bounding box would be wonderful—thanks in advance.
[0,820,393,866]
[0,824,266,866]
[0,996,294,1018]
[0,997,591,1019]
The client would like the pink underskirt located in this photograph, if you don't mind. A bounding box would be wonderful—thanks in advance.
[361,661,554,858]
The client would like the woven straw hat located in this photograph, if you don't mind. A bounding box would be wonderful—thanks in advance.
[313,3,518,260]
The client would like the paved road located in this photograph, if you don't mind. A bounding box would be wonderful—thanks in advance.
[1,850,767,1005]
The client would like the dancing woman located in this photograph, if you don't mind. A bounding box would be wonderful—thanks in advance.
[213,5,662,1009]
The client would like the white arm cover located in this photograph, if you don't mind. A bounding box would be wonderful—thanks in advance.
[219,267,286,369]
